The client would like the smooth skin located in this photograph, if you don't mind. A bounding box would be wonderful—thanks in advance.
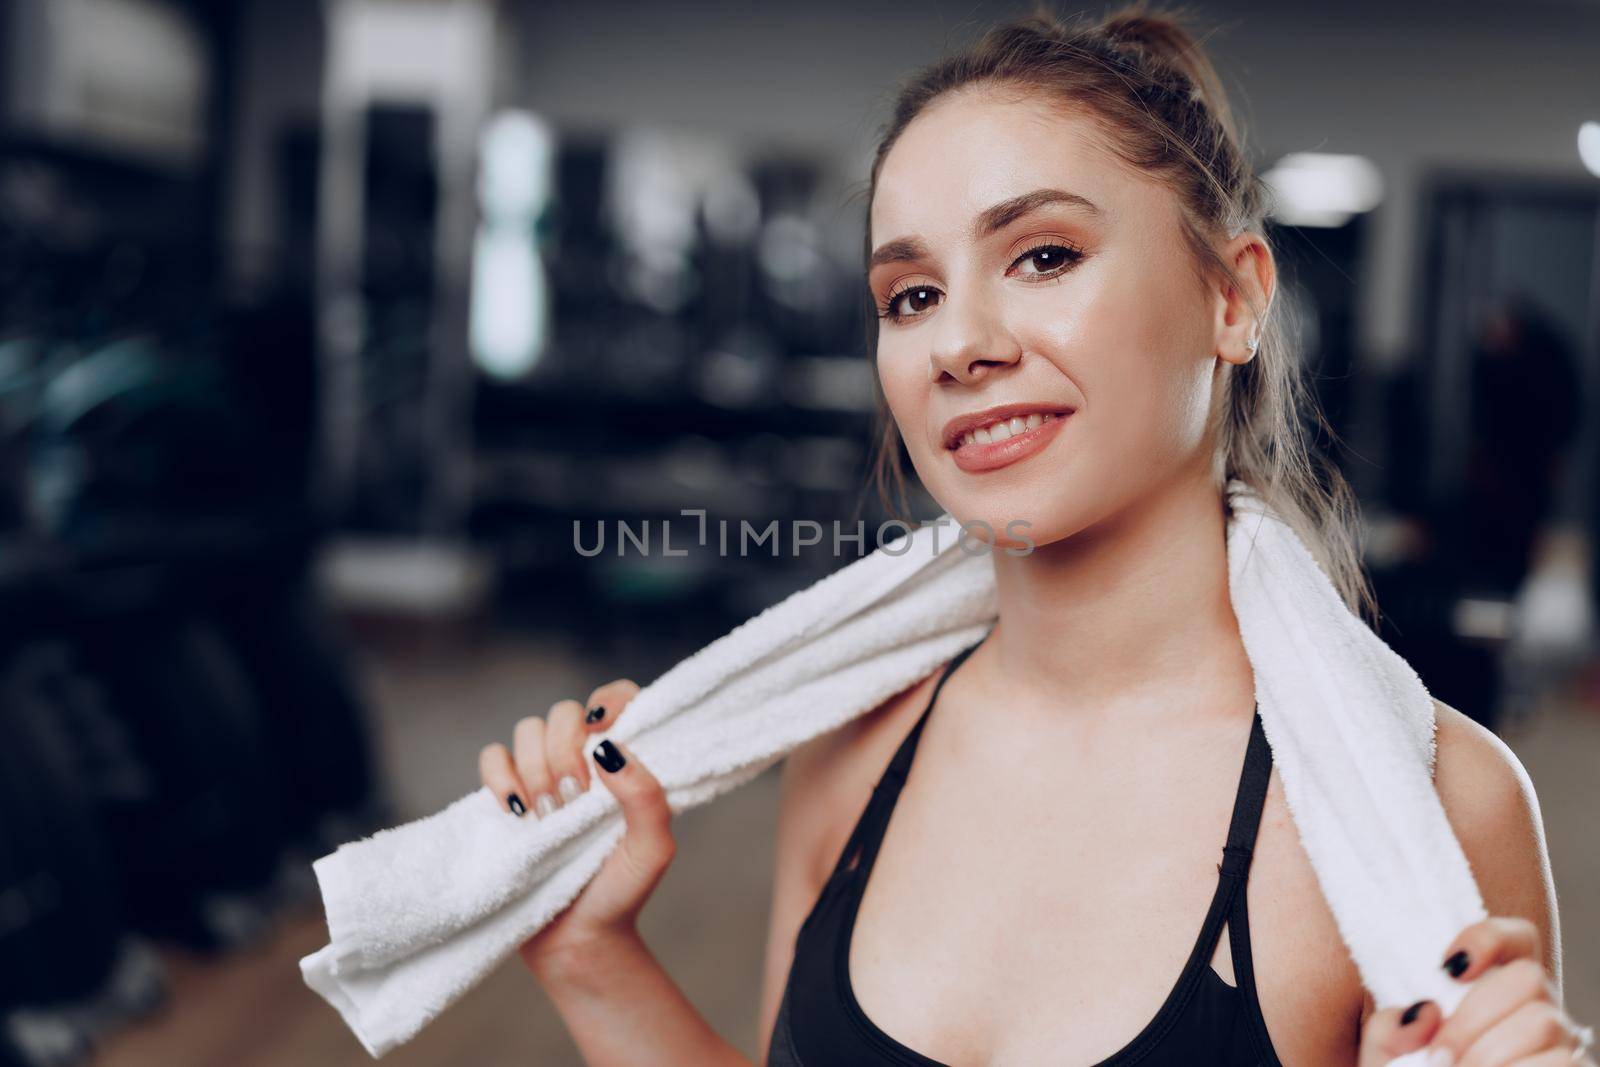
[477,84,1589,1067]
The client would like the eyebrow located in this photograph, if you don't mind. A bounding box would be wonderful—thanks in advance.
[868,188,1104,271]
[974,187,1103,236]
[866,236,933,272]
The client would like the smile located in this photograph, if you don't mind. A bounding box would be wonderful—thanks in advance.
[947,410,1071,473]
[955,411,1056,447]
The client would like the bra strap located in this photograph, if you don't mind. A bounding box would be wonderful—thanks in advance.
[1219,705,1273,880]
[878,637,983,791]
[827,636,986,880]
[1225,709,1283,1063]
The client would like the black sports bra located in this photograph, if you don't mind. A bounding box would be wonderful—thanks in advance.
[766,638,1284,1065]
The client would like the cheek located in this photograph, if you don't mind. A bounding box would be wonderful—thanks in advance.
[875,342,928,443]
[1023,261,1212,462]
[1110,327,1212,461]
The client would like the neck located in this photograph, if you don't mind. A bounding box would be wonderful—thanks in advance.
[979,470,1253,721]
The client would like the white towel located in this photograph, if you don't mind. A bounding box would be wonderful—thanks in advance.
[300,478,1486,1062]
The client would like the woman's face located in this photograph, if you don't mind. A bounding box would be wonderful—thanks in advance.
[869,87,1251,549]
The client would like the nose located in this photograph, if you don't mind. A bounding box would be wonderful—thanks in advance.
[927,293,1022,384]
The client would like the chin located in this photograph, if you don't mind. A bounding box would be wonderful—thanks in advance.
[921,493,1067,555]
[933,468,1141,555]
[913,441,1102,552]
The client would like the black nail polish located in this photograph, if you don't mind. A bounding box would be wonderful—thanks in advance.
[1400,1000,1427,1026]
[593,739,626,773]
[508,793,526,817]
[1442,949,1469,978]
[586,705,606,724]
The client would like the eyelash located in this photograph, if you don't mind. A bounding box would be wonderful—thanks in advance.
[875,240,1086,324]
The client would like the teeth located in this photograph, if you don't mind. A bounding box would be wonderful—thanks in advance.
[958,411,1058,448]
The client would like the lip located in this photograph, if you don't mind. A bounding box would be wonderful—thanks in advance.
[943,402,1074,473]
[949,412,1070,472]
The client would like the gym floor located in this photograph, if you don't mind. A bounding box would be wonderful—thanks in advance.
[90,627,1600,1067]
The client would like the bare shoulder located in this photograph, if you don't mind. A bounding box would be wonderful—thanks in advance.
[1361,697,1563,1028]
[1429,697,1562,986]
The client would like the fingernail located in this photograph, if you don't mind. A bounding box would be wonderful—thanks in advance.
[534,793,558,818]
[593,739,626,773]
[557,775,583,803]
[1442,949,1469,978]
[586,704,606,724]
[1400,999,1427,1026]
[1425,1047,1455,1067]
[507,793,526,817]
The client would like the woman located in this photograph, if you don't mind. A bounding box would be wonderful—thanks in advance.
[475,8,1589,1065]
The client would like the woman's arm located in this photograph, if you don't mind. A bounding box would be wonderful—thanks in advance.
[529,930,751,1067]
[527,719,858,1067]
[1430,697,1562,994]
[1355,697,1579,1064]
[1360,696,1561,1033]
[479,678,756,1066]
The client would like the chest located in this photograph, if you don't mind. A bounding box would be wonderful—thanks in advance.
[833,730,1365,1066]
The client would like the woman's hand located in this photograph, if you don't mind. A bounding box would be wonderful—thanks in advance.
[1359,916,1595,1065]
[476,678,677,979]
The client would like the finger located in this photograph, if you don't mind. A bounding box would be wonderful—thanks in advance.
[581,678,640,731]
[478,742,530,817]
[1358,999,1442,1067]
[1431,958,1557,1061]
[511,715,558,818]
[589,738,676,890]
[1441,916,1542,983]
[546,699,590,805]
[1456,1000,1578,1065]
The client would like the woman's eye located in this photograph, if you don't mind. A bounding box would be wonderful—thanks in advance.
[883,285,943,321]
[1010,243,1082,278]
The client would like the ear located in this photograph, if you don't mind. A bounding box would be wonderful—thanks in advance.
[1210,230,1275,367]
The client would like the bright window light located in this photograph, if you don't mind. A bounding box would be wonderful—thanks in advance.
[469,110,554,380]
